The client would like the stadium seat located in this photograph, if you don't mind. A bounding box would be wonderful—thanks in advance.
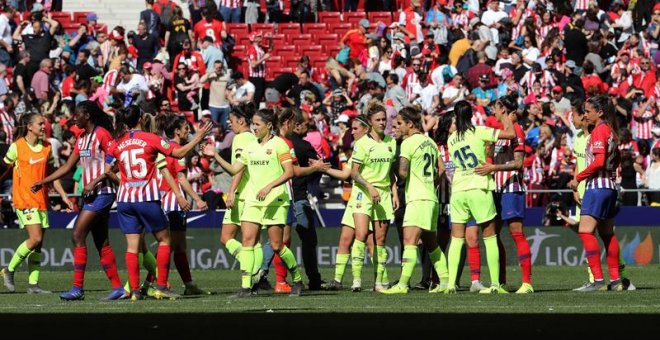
[288,34,312,46]
[234,33,251,47]
[226,23,249,35]
[297,45,323,55]
[51,11,72,26]
[303,23,328,35]
[318,11,341,25]
[330,23,353,37]
[272,67,294,78]
[63,24,79,34]
[266,56,283,70]
[251,23,275,34]
[368,11,393,25]
[312,59,327,69]
[316,34,339,48]
[95,24,108,34]
[277,23,301,35]
[73,11,93,24]
[276,51,297,62]
[232,44,247,55]
[344,12,367,26]
[273,44,295,53]
[269,33,286,46]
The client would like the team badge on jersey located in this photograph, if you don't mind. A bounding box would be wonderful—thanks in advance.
[388,146,392,152]
[266,149,272,155]
[161,140,171,149]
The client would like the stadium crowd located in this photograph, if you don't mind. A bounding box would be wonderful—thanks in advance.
[0,0,655,298]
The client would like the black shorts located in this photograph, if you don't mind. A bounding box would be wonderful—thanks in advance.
[167,211,187,231]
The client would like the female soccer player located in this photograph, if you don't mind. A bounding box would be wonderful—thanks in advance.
[1,112,73,294]
[349,103,398,292]
[475,95,534,294]
[31,101,124,301]
[568,95,625,292]
[107,105,211,300]
[156,114,211,295]
[444,100,516,294]
[205,108,304,297]
[381,106,449,294]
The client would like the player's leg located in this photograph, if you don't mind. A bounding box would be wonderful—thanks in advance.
[493,193,507,286]
[266,205,304,297]
[465,226,485,292]
[575,188,612,292]
[597,218,623,291]
[25,221,50,294]
[509,218,533,293]
[327,225,354,290]
[446,223,466,294]
[89,211,126,300]
[272,224,292,293]
[381,223,421,294]
[351,212,371,292]
[373,219,390,291]
[221,199,245,261]
[143,202,178,300]
[125,233,143,300]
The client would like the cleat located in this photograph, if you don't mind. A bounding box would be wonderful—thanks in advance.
[27,284,52,294]
[308,280,327,291]
[257,277,273,291]
[380,284,409,294]
[515,283,534,294]
[574,280,607,292]
[253,269,272,291]
[131,290,144,301]
[184,284,211,296]
[102,287,129,301]
[324,280,343,291]
[414,280,431,290]
[622,277,636,291]
[429,283,448,294]
[469,281,487,293]
[1,268,15,292]
[152,286,180,300]
[444,286,457,294]
[274,281,292,293]
[60,287,85,301]
[572,282,593,292]
[289,281,303,297]
[229,288,253,299]
[373,283,388,292]
[351,279,362,292]
[479,284,509,294]
[609,279,624,292]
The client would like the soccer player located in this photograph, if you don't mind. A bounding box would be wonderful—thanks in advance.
[1,112,73,294]
[156,114,211,295]
[205,108,304,297]
[475,95,534,294]
[349,104,398,292]
[568,96,627,292]
[444,100,517,294]
[381,106,449,294]
[31,101,124,301]
[107,105,211,300]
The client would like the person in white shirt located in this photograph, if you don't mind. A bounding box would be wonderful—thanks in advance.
[414,73,440,114]
[228,71,255,105]
[480,0,507,45]
[442,73,468,112]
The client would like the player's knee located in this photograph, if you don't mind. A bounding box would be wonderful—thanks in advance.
[270,240,283,253]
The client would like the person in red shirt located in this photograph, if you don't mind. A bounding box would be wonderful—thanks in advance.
[632,57,657,98]
[61,65,77,100]
[192,7,227,49]
[341,19,369,60]
[171,38,207,76]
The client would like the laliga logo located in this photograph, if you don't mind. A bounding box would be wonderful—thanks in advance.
[526,228,560,264]
[622,232,654,265]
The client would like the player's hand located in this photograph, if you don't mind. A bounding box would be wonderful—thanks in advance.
[368,186,380,204]
[194,122,213,142]
[202,142,217,158]
[475,162,496,175]
[257,185,272,201]
[30,182,44,193]
[568,179,579,191]
[178,195,192,212]
[225,192,235,209]
[82,182,97,197]
[573,190,582,207]
[62,197,75,211]
[195,198,208,211]
[392,193,400,211]
[310,158,330,172]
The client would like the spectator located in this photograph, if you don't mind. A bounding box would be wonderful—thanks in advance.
[139,0,161,37]
[219,0,241,24]
[645,147,660,206]
[287,70,321,108]
[174,63,195,112]
[200,59,231,128]
[76,49,100,81]
[0,5,15,66]
[14,17,58,82]
[30,58,52,101]
[193,7,226,48]
[132,23,159,73]
[227,71,255,106]
[466,51,495,90]
[247,31,272,107]
[164,6,193,64]
[171,37,206,77]
[341,18,369,60]
[112,65,148,107]
[265,71,298,107]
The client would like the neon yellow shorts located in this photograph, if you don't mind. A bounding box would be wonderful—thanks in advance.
[340,204,354,229]
[403,200,439,231]
[348,186,393,221]
[241,203,288,226]
[222,199,246,226]
[16,208,49,229]
[450,189,496,224]
[575,186,585,218]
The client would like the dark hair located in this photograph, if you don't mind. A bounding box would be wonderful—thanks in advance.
[499,94,518,112]
[15,112,42,139]
[365,102,386,122]
[254,108,278,132]
[231,103,254,124]
[387,72,399,84]
[435,112,454,145]
[156,113,186,139]
[114,105,142,138]
[398,106,423,131]
[355,114,370,127]
[454,100,474,139]
[586,95,619,142]
[231,71,244,80]
[570,98,584,115]
[76,100,114,134]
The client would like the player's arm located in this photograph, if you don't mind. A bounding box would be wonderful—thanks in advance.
[476,150,524,175]
[223,168,244,209]
[32,153,80,191]
[203,143,245,175]
[0,143,16,181]
[324,166,351,180]
[436,154,446,184]
[351,162,380,204]
[169,123,213,159]
[390,169,399,211]
[495,112,516,140]
[161,167,192,211]
[52,179,74,211]
[398,156,410,181]
[178,171,207,211]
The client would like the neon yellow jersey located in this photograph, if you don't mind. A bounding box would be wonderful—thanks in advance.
[238,136,291,206]
[232,131,258,199]
[574,130,588,196]
[352,135,396,188]
[400,133,439,202]
[448,126,499,192]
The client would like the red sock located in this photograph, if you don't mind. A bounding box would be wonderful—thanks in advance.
[73,246,87,288]
[125,252,140,291]
[579,232,603,281]
[274,240,290,283]
[497,235,507,285]
[601,234,620,281]
[99,245,122,289]
[156,245,171,288]
[467,245,481,281]
[511,231,532,284]
[173,251,192,284]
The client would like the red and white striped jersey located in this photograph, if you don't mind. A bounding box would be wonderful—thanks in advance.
[618,140,640,156]
[108,130,175,203]
[218,0,241,8]
[520,70,555,95]
[102,69,119,93]
[526,155,545,185]
[74,126,116,195]
[583,123,619,190]
[537,23,557,40]
[471,110,485,126]
[633,108,656,140]
[451,12,469,32]
[401,71,420,101]
[247,44,267,78]
[157,141,186,212]
[610,62,641,82]
[0,109,14,144]
[437,144,453,204]
[493,123,526,193]
[574,0,589,11]
[187,165,204,194]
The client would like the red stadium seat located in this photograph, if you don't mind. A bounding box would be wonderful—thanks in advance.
[266,56,283,70]
[232,44,247,55]
[63,24,79,34]
[277,23,301,35]
[251,23,275,34]
[312,59,327,69]
[318,11,341,25]
[344,12,367,26]
[277,51,297,62]
[94,24,108,34]
[297,45,323,55]
[226,23,249,35]
[73,11,93,24]
[51,11,72,26]
[288,34,312,46]
[269,33,286,46]
[316,34,339,48]
[303,23,328,35]
[273,67,294,78]
[274,44,295,53]
[234,33,251,48]
[368,12,393,25]
[330,23,354,37]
